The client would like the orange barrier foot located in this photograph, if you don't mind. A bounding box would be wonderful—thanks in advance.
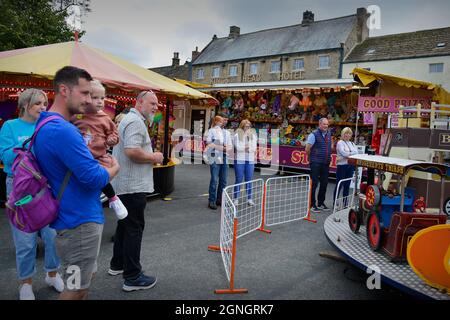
[215,288,248,294]
[208,245,221,252]
[257,227,272,234]
[304,217,317,223]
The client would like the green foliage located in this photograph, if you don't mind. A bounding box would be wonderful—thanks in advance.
[0,0,89,51]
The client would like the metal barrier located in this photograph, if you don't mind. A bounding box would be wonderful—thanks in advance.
[209,175,314,294]
[264,175,313,228]
[332,176,356,222]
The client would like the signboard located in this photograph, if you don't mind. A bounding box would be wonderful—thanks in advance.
[358,96,432,113]
[352,158,405,175]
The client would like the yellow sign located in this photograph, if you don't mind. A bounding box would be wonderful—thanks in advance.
[355,159,404,174]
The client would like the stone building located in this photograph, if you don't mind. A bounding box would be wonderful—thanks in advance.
[192,8,369,86]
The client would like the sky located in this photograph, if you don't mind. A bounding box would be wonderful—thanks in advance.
[81,0,450,68]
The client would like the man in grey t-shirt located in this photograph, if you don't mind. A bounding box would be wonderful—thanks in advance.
[109,90,163,292]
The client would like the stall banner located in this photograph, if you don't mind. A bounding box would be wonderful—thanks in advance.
[182,140,338,172]
[358,96,432,113]
[273,145,337,173]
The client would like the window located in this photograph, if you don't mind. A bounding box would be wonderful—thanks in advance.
[429,63,444,73]
[293,58,304,70]
[249,63,258,75]
[366,49,376,55]
[196,68,204,79]
[229,65,238,77]
[270,61,281,73]
[212,67,220,78]
[318,55,330,69]
[436,42,446,48]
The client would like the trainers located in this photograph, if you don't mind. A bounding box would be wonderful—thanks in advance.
[310,206,321,213]
[45,273,64,293]
[19,283,35,300]
[208,202,217,210]
[108,268,124,276]
[109,197,128,220]
[123,273,157,292]
[233,199,239,206]
[318,204,331,211]
[247,199,255,206]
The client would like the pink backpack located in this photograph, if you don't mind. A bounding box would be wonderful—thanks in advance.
[5,116,71,233]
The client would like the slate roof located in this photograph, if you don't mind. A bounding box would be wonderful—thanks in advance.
[192,15,357,65]
[344,27,450,63]
[150,63,190,80]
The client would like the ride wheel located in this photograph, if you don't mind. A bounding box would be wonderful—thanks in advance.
[365,185,381,210]
[444,197,450,217]
[366,212,383,251]
[348,208,361,233]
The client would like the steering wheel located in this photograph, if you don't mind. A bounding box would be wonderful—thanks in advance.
[413,197,426,213]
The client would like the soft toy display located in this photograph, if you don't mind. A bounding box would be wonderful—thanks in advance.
[271,94,282,115]
[288,94,299,111]
[299,93,312,112]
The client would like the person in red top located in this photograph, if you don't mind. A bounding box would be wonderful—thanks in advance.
[71,79,127,219]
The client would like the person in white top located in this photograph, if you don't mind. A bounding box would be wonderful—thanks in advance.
[233,119,257,206]
[333,127,359,204]
[205,116,233,210]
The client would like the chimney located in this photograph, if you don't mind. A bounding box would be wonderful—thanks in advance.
[356,7,369,43]
[191,46,200,62]
[301,10,314,26]
[172,52,180,67]
[228,26,240,39]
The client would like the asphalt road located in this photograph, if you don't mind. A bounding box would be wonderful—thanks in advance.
[0,163,411,300]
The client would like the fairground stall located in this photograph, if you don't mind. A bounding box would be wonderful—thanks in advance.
[351,68,450,213]
[0,40,217,201]
[198,78,371,174]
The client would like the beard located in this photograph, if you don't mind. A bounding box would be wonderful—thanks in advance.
[67,99,85,116]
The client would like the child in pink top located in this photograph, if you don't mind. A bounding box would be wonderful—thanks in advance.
[71,80,127,219]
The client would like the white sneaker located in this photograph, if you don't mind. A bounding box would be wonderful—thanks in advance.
[247,199,255,206]
[233,199,239,206]
[45,273,64,293]
[110,198,128,220]
[19,283,35,300]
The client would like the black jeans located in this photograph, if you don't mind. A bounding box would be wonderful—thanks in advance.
[310,162,330,207]
[110,193,147,280]
[102,183,116,199]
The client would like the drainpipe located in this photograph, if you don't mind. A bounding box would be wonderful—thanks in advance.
[338,43,344,78]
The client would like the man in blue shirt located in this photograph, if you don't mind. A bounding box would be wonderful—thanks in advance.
[34,66,120,300]
[306,118,332,213]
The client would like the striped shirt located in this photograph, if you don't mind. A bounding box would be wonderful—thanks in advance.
[112,108,154,194]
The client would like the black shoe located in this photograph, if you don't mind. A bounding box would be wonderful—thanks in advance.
[318,204,330,211]
[310,206,321,213]
[208,202,217,210]
[216,201,221,207]
[123,274,157,292]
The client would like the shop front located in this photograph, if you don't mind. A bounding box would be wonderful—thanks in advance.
[187,78,371,173]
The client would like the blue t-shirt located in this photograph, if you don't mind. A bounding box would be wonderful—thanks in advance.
[33,112,110,230]
[0,118,36,176]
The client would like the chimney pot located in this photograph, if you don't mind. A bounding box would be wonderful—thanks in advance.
[301,10,314,26]
[228,26,240,39]
[172,52,180,67]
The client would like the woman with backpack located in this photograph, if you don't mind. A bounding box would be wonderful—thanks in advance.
[0,88,64,300]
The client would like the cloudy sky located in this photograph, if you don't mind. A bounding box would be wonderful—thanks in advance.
[81,0,450,68]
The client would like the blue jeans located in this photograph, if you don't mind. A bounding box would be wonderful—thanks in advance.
[309,162,330,207]
[233,161,255,199]
[6,176,60,280]
[333,164,355,204]
[208,162,228,203]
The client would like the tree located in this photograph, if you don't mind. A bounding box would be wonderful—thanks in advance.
[0,0,90,51]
